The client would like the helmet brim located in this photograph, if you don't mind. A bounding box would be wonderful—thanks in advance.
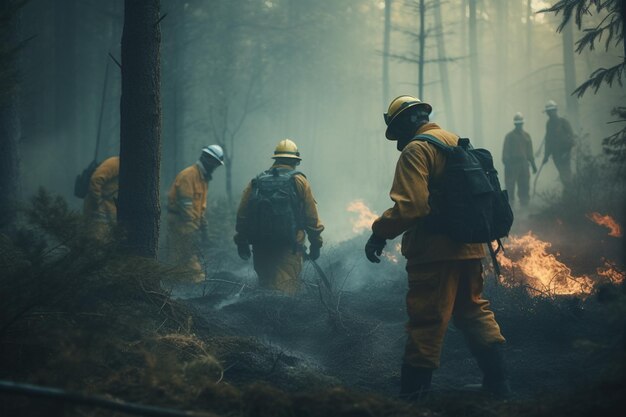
[272,153,302,160]
[384,102,432,141]
[202,151,225,165]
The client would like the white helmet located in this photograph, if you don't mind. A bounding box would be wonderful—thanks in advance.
[513,112,524,124]
[202,144,225,165]
[544,100,557,112]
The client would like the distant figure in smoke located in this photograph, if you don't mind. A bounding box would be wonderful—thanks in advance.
[502,112,537,206]
[83,156,119,242]
[542,100,575,192]
[234,139,324,295]
[365,95,509,400]
[167,145,224,283]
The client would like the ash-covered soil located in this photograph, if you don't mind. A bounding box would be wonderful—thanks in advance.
[2,195,624,416]
[173,220,624,402]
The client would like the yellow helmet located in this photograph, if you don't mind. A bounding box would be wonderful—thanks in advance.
[384,95,432,140]
[272,139,301,160]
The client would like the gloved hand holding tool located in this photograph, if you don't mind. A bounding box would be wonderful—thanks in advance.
[365,233,386,263]
[237,243,251,260]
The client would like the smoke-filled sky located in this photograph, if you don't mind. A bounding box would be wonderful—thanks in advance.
[18,0,625,243]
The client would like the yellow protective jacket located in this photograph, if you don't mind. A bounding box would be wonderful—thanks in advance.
[83,156,119,224]
[372,123,485,266]
[167,163,208,234]
[503,128,535,168]
[234,164,324,248]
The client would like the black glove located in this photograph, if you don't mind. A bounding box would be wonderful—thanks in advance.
[365,234,386,263]
[531,163,538,174]
[308,244,321,261]
[237,244,251,261]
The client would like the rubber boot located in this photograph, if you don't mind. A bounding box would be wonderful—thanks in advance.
[399,363,433,402]
[471,343,511,398]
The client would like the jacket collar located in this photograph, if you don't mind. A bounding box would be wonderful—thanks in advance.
[271,162,297,170]
[195,161,208,181]
[415,122,441,136]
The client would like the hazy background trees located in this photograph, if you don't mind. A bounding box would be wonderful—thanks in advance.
[14,0,626,242]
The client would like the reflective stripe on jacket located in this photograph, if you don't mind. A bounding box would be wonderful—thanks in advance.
[167,163,208,233]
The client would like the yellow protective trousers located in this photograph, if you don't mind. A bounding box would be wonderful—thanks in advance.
[252,245,303,295]
[167,217,205,283]
[504,161,531,205]
[404,259,505,369]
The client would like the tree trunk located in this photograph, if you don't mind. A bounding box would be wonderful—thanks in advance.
[118,0,162,258]
[561,19,580,125]
[382,0,391,108]
[526,0,533,116]
[54,0,77,183]
[161,0,185,190]
[468,0,483,144]
[0,0,21,231]
[621,0,626,60]
[434,1,454,130]
[225,154,233,206]
[495,1,508,127]
[460,0,468,130]
[418,0,425,99]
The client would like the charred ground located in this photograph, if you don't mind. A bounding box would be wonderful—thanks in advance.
[0,190,624,417]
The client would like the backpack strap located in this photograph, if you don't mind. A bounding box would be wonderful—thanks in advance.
[287,170,306,179]
[413,134,455,154]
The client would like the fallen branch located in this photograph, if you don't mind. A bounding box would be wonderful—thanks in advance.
[0,380,208,417]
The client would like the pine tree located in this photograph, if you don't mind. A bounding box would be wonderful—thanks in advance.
[542,0,625,166]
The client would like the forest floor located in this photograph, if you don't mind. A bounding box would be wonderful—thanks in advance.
[1,194,624,416]
[173,203,625,415]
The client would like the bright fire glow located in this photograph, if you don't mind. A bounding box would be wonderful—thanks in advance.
[383,242,402,264]
[347,200,378,234]
[586,212,622,238]
[596,260,625,285]
[498,232,595,296]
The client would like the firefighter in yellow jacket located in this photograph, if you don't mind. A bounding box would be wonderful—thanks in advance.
[366,96,508,399]
[502,112,537,206]
[543,100,575,191]
[167,145,224,282]
[83,156,119,241]
[234,139,324,295]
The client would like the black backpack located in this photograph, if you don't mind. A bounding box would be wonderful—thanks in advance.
[74,160,99,199]
[243,167,303,245]
[415,134,513,243]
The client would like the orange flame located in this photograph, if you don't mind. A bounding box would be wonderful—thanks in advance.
[586,212,622,238]
[347,200,378,234]
[383,242,402,264]
[596,260,625,285]
[497,232,595,296]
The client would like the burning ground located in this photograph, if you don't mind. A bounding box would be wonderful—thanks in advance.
[184,201,625,397]
[1,194,625,416]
